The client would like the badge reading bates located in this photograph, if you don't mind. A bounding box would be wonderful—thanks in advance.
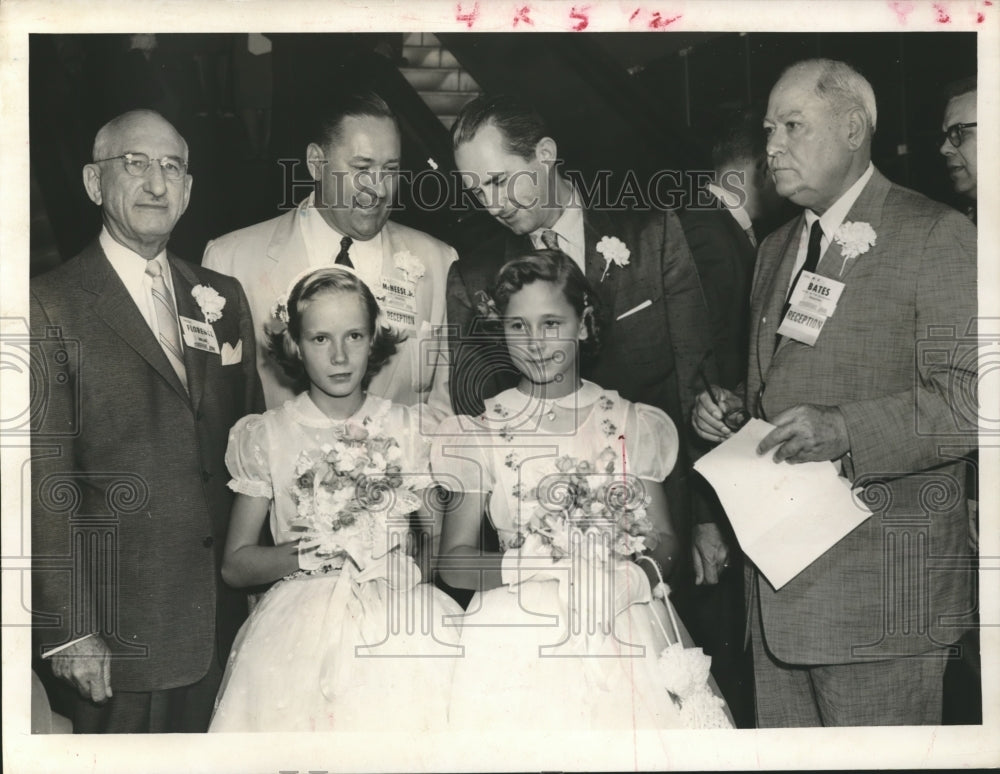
[179,315,221,354]
[777,270,846,346]
[380,275,417,333]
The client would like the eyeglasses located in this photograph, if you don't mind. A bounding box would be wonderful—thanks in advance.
[93,152,188,180]
[942,122,977,149]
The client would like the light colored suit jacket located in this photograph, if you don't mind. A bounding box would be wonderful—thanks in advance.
[30,242,264,692]
[202,202,457,422]
[746,168,977,664]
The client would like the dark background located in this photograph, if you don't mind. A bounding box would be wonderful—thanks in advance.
[29,31,976,275]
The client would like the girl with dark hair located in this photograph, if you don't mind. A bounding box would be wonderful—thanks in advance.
[210,266,462,732]
[432,250,733,731]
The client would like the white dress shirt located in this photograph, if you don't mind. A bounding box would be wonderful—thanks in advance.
[100,227,177,343]
[298,191,385,293]
[787,162,875,295]
[529,188,585,271]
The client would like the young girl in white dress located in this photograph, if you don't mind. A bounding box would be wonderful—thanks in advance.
[431,249,732,731]
[209,266,462,732]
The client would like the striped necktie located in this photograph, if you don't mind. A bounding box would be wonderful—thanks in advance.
[540,229,560,251]
[145,258,188,389]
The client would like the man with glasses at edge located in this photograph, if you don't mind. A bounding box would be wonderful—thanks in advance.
[31,109,263,732]
[940,76,977,224]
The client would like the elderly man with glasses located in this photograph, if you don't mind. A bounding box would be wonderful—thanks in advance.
[940,76,978,223]
[30,109,263,733]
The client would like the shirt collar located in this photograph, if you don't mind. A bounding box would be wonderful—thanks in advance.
[706,182,754,232]
[100,226,168,279]
[808,162,875,240]
[530,185,583,249]
[299,191,384,277]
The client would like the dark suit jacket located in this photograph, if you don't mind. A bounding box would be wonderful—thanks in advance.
[30,241,264,692]
[680,201,757,390]
[747,169,976,663]
[447,207,716,541]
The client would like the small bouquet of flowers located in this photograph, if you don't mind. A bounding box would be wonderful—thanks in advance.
[510,450,658,563]
[288,423,421,572]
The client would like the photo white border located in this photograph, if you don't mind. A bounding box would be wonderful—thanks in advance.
[2,0,997,771]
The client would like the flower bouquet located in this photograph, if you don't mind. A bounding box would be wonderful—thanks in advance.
[288,422,422,574]
[510,450,658,564]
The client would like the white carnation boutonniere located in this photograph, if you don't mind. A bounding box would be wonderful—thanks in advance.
[192,284,226,323]
[833,221,877,275]
[393,250,426,282]
[595,236,630,282]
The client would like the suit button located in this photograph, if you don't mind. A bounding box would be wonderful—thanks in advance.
[202,470,212,482]
[203,536,215,548]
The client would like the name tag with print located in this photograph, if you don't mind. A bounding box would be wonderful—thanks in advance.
[179,315,220,354]
[380,276,417,333]
[788,270,845,318]
[776,307,827,347]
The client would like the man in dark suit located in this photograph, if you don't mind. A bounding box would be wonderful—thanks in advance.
[681,107,783,392]
[677,107,783,726]
[939,76,977,224]
[31,109,263,733]
[447,95,724,601]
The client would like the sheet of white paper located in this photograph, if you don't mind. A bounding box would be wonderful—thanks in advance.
[693,418,872,590]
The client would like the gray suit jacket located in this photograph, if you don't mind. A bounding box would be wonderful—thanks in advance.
[747,168,977,663]
[31,241,264,691]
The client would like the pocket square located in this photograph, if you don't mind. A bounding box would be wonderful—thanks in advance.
[220,339,243,365]
[616,299,653,321]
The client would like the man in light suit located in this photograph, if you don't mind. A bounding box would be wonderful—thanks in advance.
[203,92,456,422]
[448,95,726,618]
[31,110,263,732]
[693,59,977,726]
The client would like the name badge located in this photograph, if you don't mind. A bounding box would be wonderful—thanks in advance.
[788,270,845,318]
[380,276,417,333]
[179,315,220,354]
[776,307,827,347]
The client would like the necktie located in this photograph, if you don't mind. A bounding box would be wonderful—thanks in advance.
[744,226,758,249]
[775,219,823,352]
[540,229,560,251]
[145,259,188,388]
[335,235,354,268]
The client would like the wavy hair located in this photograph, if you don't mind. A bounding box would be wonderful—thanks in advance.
[491,248,602,361]
[266,267,402,392]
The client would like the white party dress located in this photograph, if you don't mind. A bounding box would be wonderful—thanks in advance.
[209,392,463,732]
[430,381,733,731]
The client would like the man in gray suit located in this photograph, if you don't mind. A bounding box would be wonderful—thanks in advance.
[31,110,263,732]
[693,59,976,726]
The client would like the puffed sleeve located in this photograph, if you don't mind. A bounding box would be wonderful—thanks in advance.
[224,414,273,498]
[624,402,678,482]
[429,414,495,494]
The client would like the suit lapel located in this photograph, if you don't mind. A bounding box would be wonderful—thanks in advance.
[171,257,210,413]
[757,218,804,371]
[815,169,890,282]
[582,209,620,318]
[82,243,190,404]
[267,204,310,290]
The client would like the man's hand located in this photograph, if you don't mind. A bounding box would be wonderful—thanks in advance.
[692,386,739,443]
[50,635,112,704]
[757,404,850,464]
[692,522,730,585]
